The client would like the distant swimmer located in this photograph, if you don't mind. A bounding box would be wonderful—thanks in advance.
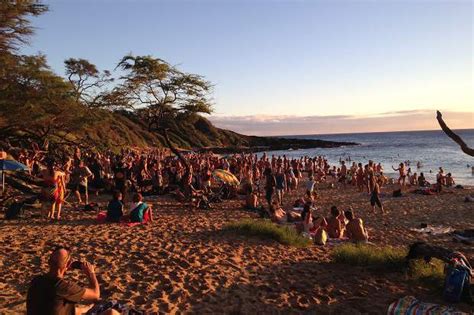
[417,161,422,169]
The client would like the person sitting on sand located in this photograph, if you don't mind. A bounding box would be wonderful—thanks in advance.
[244,189,259,210]
[26,246,103,315]
[106,191,124,223]
[344,209,369,243]
[418,172,429,187]
[269,201,288,224]
[129,193,153,223]
[326,206,345,238]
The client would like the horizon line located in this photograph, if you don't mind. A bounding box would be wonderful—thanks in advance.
[261,128,474,138]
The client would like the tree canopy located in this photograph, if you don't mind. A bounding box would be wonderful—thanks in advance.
[116,55,213,130]
[0,0,48,52]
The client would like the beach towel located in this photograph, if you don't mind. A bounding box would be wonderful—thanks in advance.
[326,238,350,245]
[96,211,150,226]
[453,230,474,243]
[410,226,455,236]
[387,296,467,315]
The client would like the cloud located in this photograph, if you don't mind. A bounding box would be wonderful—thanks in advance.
[209,110,473,136]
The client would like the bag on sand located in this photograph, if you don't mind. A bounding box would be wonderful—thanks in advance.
[392,189,402,197]
[443,260,471,303]
[313,228,327,246]
[84,202,99,212]
[5,202,23,220]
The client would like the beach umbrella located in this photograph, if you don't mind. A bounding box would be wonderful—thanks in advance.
[212,169,240,186]
[0,160,29,193]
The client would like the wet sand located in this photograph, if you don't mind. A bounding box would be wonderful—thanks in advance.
[0,183,473,314]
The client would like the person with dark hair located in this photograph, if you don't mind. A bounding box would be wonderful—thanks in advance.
[445,173,455,187]
[264,167,276,208]
[27,247,100,315]
[369,176,385,214]
[418,172,428,187]
[106,191,124,223]
[344,209,369,243]
[70,160,93,206]
[392,162,407,190]
[129,193,153,223]
[326,206,345,238]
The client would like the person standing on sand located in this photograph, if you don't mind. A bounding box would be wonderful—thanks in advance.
[369,176,385,214]
[339,161,347,188]
[39,159,66,220]
[275,166,286,205]
[392,163,406,190]
[264,167,276,208]
[70,160,93,206]
[356,163,364,192]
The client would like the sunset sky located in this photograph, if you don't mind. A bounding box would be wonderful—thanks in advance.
[22,0,473,135]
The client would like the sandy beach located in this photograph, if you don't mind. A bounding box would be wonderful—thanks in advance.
[1,183,473,314]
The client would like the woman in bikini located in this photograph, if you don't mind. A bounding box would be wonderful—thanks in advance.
[40,159,66,220]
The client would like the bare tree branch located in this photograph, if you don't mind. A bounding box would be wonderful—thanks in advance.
[437,110,474,156]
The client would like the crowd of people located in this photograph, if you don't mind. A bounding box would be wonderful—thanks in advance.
[1,142,460,314]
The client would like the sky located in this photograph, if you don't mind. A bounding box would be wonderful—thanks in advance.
[22,0,473,135]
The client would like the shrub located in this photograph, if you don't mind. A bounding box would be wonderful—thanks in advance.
[223,219,311,247]
[408,258,445,289]
[332,243,406,270]
[332,244,446,290]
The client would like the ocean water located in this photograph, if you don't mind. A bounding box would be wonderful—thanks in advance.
[264,129,474,186]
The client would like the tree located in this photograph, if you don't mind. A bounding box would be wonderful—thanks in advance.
[436,111,474,157]
[0,54,90,142]
[0,0,48,53]
[64,58,114,108]
[115,55,213,131]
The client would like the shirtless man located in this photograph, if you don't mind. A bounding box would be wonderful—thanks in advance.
[392,163,407,190]
[339,161,347,188]
[344,209,369,242]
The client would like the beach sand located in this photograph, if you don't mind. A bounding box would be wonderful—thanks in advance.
[0,183,473,314]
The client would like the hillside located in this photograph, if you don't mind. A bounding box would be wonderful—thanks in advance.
[74,111,358,152]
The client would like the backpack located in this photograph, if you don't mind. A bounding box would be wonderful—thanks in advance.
[443,260,471,303]
[84,202,99,212]
[5,202,23,220]
[392,189,402,197]
[313,228,327,246]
